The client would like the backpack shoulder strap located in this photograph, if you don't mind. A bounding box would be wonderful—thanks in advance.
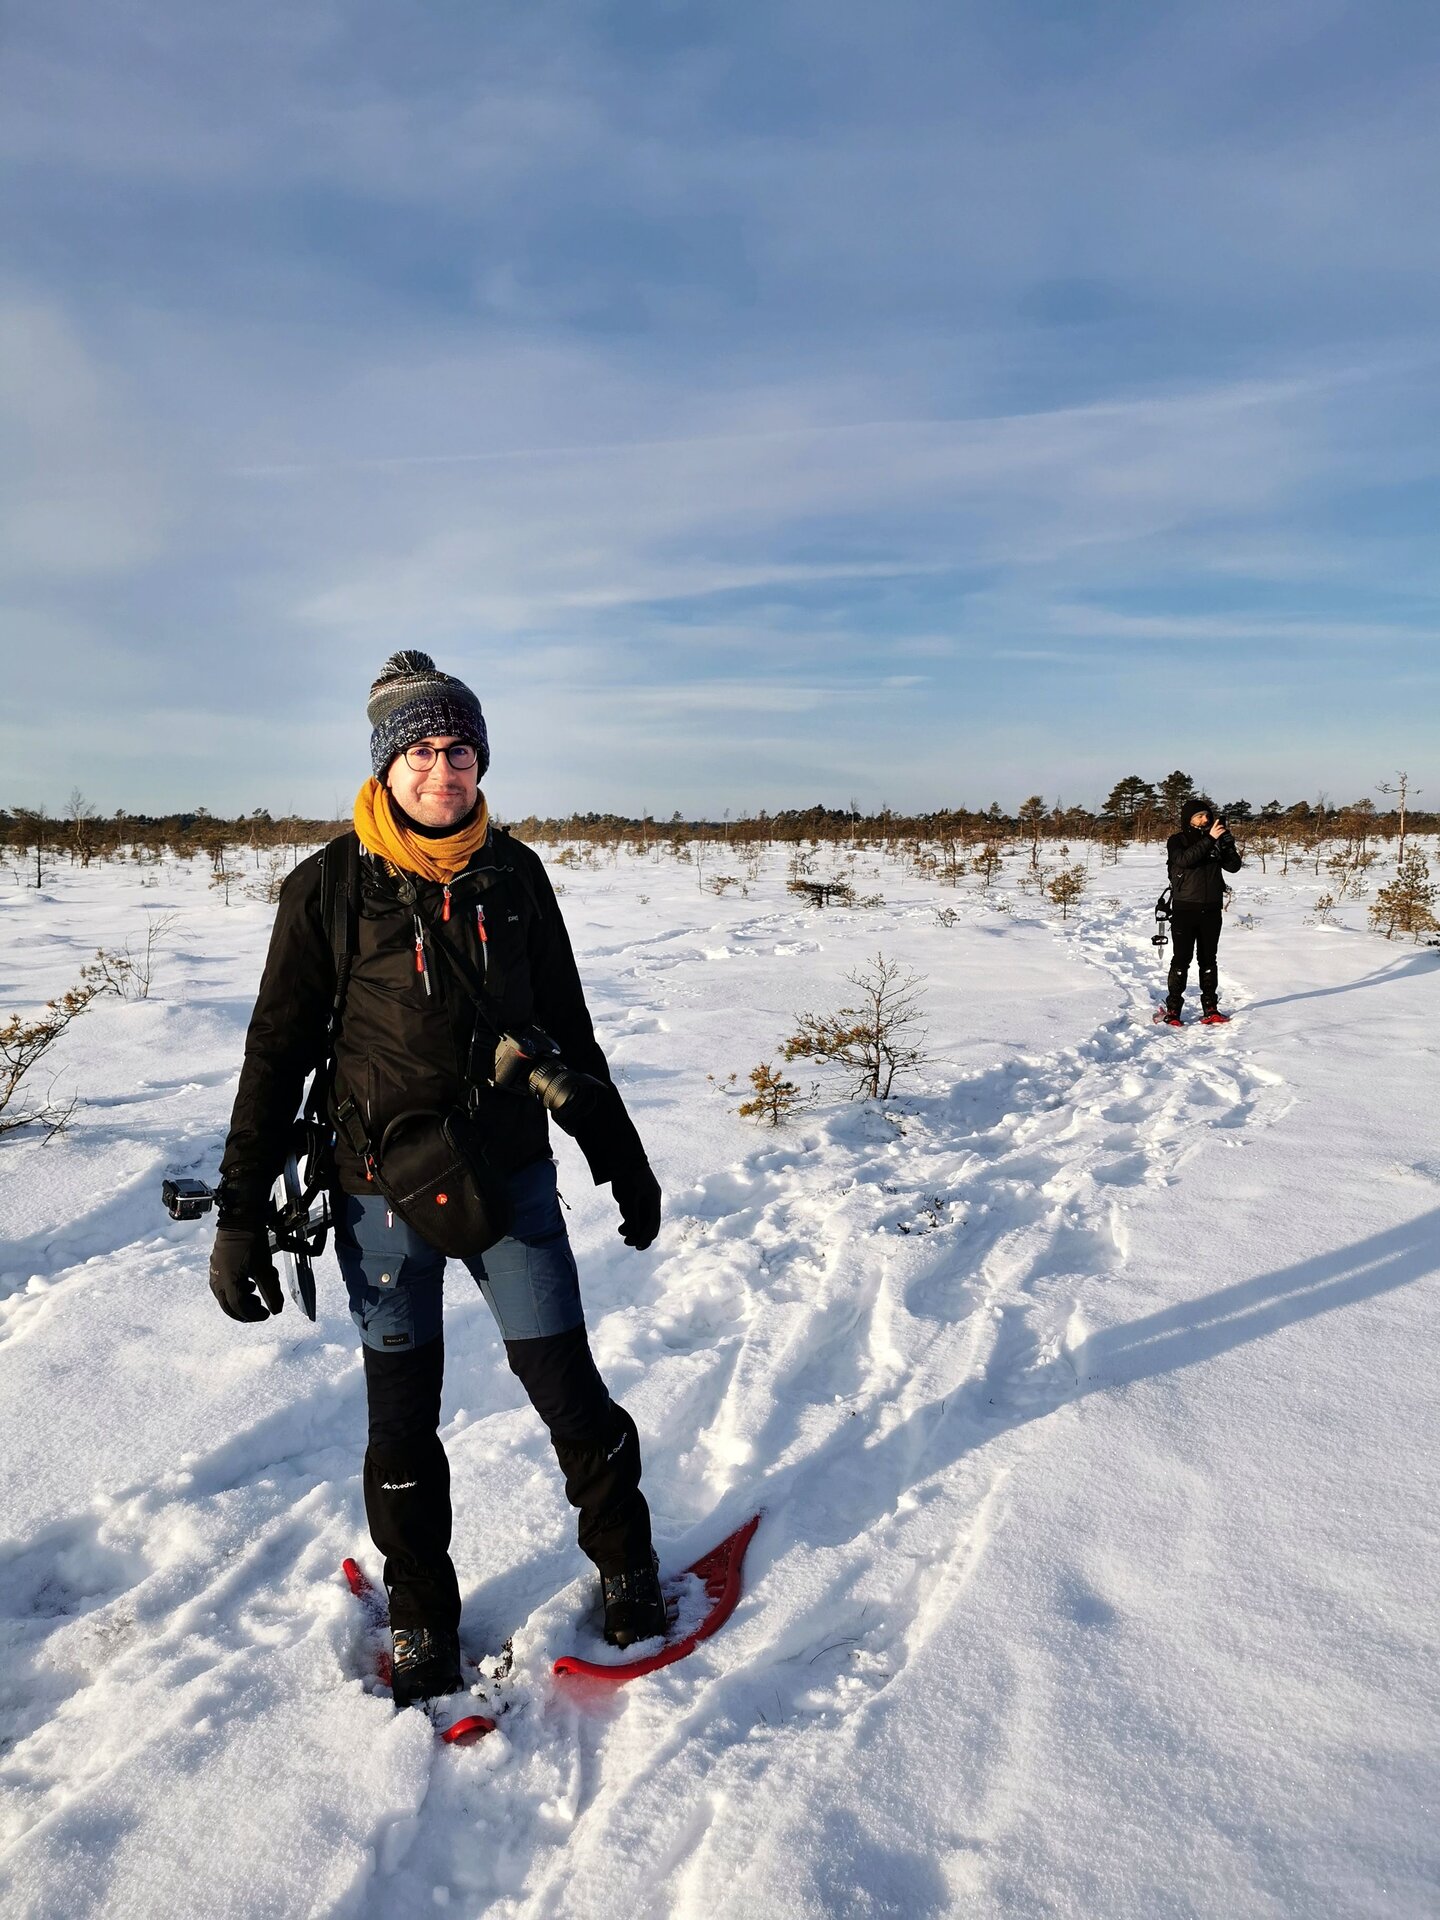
[489,823,545,928]
[319,829,361,1035]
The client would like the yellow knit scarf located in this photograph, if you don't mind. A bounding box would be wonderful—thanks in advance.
[353,778,491,884]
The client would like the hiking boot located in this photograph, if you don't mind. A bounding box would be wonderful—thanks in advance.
[390,1625,464,1709]
[601,1553,669,1649]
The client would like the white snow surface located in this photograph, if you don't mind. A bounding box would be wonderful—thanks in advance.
[0,842,1437,1919]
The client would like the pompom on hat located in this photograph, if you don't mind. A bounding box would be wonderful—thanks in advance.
[367,651,488,779]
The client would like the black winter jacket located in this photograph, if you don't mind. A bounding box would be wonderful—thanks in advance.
[1166,826,1242,910]
[218,829,647,1222]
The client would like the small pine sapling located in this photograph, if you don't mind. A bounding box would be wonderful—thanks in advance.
[1369,850,1439,941]
[1047,864,1087,920]
[787,879,856,909]
[972,844,1003,888]
[737,1060,802,1126]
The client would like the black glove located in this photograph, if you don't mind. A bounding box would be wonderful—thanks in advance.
[209,1225,283,1321]
[611,1162,661,1251]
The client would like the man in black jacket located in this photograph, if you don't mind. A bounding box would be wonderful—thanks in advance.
[1162,799,1243,1026]
[209,651,667,1706]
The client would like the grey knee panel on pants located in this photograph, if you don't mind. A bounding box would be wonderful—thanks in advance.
[466,1159,584,1341]
[334,1157,583,1350]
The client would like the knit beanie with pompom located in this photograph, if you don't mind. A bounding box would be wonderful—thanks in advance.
[366,651,489,778]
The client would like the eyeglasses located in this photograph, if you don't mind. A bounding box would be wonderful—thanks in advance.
[402,742,478,771]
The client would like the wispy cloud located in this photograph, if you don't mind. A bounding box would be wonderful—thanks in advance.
[2,0,1438,812]
[1046,607,1440,648]
[0,299,172,579]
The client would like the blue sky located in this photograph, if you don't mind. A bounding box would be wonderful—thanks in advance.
[2,0,1438,818]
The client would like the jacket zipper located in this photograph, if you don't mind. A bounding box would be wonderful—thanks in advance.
[413,914,431,996]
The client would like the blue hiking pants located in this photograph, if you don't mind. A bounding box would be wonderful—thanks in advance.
[334,1155,583,1352]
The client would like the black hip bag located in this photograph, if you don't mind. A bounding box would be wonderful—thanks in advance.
[335,1098,513,1259]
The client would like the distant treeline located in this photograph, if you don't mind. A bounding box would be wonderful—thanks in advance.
[1,772,1432,873]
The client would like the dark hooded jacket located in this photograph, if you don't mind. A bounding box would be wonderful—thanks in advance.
[1166,820,1242,910]
[218,828,646,1223]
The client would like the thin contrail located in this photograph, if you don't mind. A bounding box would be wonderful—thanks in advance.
[226,369,1348,480]
[229,415,983,478]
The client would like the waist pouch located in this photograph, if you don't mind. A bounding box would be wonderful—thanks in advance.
[363,1107,513,1258]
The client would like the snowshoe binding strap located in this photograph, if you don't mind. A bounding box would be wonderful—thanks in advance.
[390,1625,464,1710]
[601,1553,669,1649]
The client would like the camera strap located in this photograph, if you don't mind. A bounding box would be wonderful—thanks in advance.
[419,907,509,1113]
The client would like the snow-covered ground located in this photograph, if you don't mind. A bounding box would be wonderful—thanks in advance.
[0,839,1436,1920]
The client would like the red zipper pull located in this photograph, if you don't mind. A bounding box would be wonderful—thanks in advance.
[475,904,488,944]
[443,885,451,922]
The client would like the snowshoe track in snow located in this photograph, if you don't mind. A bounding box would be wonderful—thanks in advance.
[20,849,1423,1920]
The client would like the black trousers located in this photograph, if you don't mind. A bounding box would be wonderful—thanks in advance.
[1167,906,1223,1013]
[363,1327,654,1630]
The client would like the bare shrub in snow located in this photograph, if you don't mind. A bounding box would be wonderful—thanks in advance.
[249,854,291,904]
[1248,831,1279,873]
[81,914,180,1001]
[784,953,928,1101]
[0,978,99,1138]
[1325,846,1376,903]
[1375,771,1417,866]
[937,838,967,886]
[66,788,99,867]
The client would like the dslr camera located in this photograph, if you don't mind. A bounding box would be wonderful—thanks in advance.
[492,1025,604,1122]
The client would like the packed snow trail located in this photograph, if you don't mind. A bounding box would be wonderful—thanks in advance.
[0,846,1436,1917]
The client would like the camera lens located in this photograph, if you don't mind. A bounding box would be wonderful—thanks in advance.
[526,1057,601,1119]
